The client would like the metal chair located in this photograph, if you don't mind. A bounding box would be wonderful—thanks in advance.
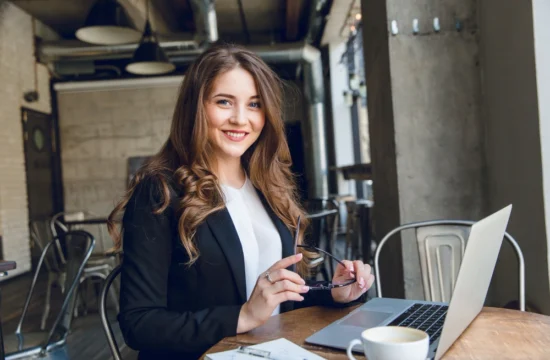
[4,230,95,359]
[50,211,119,318]
[374,220,525,311]
[100,264,122,360]
[29,221,67,331]
[304,198,339,253]
[345,199,374,261]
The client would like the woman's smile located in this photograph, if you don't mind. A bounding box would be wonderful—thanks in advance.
[222,130,249,142]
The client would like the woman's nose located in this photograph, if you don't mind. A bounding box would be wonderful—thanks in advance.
[230,107,247,125]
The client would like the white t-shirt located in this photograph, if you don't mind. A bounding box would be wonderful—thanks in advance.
[221,177,283,316]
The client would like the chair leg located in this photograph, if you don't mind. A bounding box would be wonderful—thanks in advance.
[41,276,54,330]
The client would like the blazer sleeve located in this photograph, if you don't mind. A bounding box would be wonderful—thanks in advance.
[118,177,243,353]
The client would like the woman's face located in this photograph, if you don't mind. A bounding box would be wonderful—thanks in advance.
[205,67,266,163]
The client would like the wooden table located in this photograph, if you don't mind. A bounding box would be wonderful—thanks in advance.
[203,305,550,359]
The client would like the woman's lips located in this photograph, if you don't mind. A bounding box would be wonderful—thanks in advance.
[222,130,249,142]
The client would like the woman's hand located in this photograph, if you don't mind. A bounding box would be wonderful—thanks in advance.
[237,253,310,333]
[331,260,375,304]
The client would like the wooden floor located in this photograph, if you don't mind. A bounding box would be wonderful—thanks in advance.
[0,271,138,360]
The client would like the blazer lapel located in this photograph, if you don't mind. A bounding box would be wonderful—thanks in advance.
[206,209,247,303]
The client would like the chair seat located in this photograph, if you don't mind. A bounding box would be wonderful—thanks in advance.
[4,332,65,359]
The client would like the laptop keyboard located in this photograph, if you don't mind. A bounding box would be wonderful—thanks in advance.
[387,303,448,344]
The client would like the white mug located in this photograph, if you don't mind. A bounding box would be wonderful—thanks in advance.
[346,326,429,360]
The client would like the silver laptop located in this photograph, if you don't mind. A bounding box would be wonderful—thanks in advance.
[305,205,512,360]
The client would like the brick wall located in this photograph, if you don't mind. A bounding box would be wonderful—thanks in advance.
[55,78,181,246]
[0,3,52,277]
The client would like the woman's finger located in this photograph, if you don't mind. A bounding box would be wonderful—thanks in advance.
[269,279,309,295]
[264,268,305,285]
[271,291,305,305]
[335,260,355,278]
[268,253,303,272]
[353,260,371,288]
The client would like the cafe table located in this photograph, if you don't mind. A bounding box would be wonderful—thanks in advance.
[202,305,550,359]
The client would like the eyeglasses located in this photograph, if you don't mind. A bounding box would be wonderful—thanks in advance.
[295,216,357,290]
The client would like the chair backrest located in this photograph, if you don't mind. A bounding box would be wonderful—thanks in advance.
[305,210,338,245]
[304,199,339,247]
[344,199,374,260]
[17,230,95,349]
[374,220,525,311]
[52,211,110,255]
[50,212,70,264]
[30,220,62,273]
[100,264,122,360]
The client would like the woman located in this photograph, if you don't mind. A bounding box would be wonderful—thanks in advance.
[108,44,375,360]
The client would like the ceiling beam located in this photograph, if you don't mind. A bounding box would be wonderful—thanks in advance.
[285,0,305,41]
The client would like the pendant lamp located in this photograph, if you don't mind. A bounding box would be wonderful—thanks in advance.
[125,0,175,75]
[76,0,141,45]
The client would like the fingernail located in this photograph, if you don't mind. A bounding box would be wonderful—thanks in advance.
[300,278,306,285]
[296,253,303,259]
[302,286,310,292]
[362,287,368,294]
[300,296,305,301]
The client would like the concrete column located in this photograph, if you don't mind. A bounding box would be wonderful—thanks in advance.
[481,0,550,314]
[361,0,485,299]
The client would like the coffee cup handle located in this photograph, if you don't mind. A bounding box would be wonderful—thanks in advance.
[346,339,362,360]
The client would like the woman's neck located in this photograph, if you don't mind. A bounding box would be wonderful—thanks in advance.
[215,157,246,188]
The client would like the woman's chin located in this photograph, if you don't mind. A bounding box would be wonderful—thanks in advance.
[216,149,247,161]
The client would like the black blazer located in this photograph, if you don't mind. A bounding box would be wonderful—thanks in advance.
[118,176,341,360]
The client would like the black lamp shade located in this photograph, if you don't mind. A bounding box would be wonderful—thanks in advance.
[76,0,141,45]
[125,22,176,75]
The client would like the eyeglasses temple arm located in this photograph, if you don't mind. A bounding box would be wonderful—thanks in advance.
[296,245,356,274]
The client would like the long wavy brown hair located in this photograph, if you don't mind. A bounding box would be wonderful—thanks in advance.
[107,44,311,273]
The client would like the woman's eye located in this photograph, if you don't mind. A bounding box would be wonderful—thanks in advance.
[249,102,261,109]
[217,99,231,106]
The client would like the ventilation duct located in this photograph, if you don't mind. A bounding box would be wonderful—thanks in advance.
[189,0,218,43]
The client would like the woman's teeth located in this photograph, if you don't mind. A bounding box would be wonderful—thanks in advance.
[225,132,245,138]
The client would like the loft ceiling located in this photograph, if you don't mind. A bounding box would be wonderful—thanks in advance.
[11,0,316,44]
[8,0,338,80]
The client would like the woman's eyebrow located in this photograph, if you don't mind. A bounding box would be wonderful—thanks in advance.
[212,93,235,98]
[212,93,260,99]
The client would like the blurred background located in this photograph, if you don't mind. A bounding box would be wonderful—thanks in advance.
[0,0,549,359]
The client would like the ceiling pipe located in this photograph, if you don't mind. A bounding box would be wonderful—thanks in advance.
[189,0,218,43]
[252,43,328,198]
[38,39,200,63]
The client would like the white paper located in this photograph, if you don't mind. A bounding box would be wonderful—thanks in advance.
[205,338,326,360]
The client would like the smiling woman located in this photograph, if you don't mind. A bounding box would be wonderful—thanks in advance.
[106,44,374,360]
